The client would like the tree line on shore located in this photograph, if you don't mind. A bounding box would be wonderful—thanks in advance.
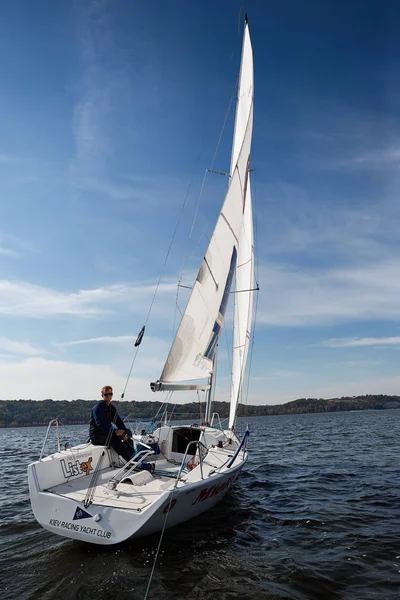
[0,394,399,427]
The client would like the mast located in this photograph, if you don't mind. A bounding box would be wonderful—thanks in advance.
[204,355,216,424]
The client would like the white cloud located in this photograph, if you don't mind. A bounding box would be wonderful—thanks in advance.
[71,0,131,185]
[252,370,301,380]
[0,232,39,258]
[340,360,381,367]
[335,146,400,171]
[0,337,47,356]
[323,336,400,348]
[0,279,177,318]
[57,335,137,347]
[0,357,128,400]
[0,247,18,257]
[257,258,400,327]
[0,356,203,404]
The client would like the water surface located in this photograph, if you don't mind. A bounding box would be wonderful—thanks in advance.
[0,410,399,599]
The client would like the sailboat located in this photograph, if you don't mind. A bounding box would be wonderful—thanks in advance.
[28,17,255,545]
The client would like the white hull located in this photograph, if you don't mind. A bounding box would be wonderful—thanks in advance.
[28,426,247,545]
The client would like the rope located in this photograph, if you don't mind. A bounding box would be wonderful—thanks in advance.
[143,488,178,600]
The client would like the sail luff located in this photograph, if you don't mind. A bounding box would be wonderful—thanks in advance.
[229,22,253,178]
[229,22,247,177]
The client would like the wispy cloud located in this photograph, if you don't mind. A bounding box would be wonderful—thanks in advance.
[253,369,302,380]
[0,247,18,257]
[0,279,177,318]
[344,146,400,170]
[340,360,381,366]
[71,173,188,207]
[71,0,131,182]
[57,335,136,347]
[257,258,400,327]
[0,232,39,258]
[0,153,19,165]
[0,337,47,356]
[323,336,400,348]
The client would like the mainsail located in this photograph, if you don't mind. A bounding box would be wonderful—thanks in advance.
[152,19,254,397]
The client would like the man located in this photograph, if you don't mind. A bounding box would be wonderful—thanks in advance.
[89,385,133,462]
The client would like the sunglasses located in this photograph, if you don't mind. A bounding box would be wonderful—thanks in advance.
[103,392,113,397]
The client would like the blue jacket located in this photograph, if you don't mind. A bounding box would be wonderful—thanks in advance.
[89,400,127,439]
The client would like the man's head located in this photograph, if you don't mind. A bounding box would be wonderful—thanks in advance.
[101,385,113,405]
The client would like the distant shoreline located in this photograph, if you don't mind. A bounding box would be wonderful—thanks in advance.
[0,395,399,428]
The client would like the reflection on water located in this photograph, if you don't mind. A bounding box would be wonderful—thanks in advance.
[1,410,400,599]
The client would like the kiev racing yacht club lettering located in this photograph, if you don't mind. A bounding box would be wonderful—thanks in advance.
[48,519,112,539]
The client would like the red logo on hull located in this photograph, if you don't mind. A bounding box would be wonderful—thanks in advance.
[192,476,235,505]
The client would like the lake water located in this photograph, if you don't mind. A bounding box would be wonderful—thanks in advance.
[0,410,399,599]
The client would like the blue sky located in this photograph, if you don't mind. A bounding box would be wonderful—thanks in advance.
[1,0,400,404]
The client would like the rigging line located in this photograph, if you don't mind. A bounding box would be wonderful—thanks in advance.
[167,402,177,426]
[122,177,196,401]
[175,76,238,302]
[85,392,130,501]
[201,105,253,279]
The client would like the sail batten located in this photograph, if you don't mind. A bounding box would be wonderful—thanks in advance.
[153,21,254,394]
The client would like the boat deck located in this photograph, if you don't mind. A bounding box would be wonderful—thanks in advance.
[44,446,238,511]
[46,460,179,511]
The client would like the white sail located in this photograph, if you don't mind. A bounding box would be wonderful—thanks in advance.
[228,177,254,428]
[155,20,254,386]
[230,21,254,176]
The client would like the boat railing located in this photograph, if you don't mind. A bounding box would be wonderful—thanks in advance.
[175,440,208,482]
[107,446,156,489]
[40,418,62,460]
[210,412,223,430]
